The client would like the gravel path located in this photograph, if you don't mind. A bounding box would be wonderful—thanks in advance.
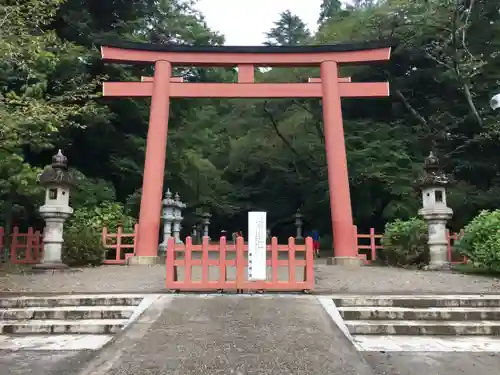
[0,263,499,294]
[314,264,500,294]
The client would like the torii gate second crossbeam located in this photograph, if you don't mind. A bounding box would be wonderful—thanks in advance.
[100,40,393,266]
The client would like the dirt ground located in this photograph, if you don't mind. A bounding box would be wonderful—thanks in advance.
[0,262,499,294]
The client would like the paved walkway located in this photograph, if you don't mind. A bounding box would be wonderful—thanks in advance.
[78,295,373,375]
[0,294,498,374]
[1,264,499,294]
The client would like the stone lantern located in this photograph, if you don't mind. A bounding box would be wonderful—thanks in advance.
[159,189,175,253]
[294,209,304,240]
[34,150,75,271]
[417,152,453,270]
[172,192,186,243]
[202,212,211,239]
[159,189,186,252]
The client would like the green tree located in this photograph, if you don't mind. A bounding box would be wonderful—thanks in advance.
[265,11,311,46]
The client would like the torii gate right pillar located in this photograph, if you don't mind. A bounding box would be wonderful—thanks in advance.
[321,61,359,266]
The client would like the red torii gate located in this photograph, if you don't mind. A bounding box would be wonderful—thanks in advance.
[100,40,392,265]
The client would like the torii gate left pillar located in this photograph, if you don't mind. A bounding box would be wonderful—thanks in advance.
[101,41,392,266]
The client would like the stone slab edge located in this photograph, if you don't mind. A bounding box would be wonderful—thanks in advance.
[123,294,163,329]
[0,294,148,301]
[317,296,361,350]
[77,295,174,375]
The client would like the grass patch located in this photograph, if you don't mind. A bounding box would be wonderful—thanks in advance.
[452,263,500,277]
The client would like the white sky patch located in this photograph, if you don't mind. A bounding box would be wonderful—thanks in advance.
[194,0,323,45]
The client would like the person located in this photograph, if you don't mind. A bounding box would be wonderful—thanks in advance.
[311,229,320,258]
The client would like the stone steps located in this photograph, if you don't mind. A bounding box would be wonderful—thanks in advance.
[0,296,143,308]
[0,294,149,349]
[333,295,500,337]
[0,319,127,334]
[345,319,500,335]
[339,306,500,321]
[334,295,500,308]
[0,306,136,320]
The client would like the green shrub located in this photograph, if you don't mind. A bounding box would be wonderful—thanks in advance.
[455,210,500,272]
[68,201,136,233]
[62,201,136,266]
[382,217,428,267]
[62,227,105,267]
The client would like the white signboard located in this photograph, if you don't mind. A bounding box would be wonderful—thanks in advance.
[247,211,267,281]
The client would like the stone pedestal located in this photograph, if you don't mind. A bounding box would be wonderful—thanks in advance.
[127,255,162,265]
[419,208,453,270]
[326,256,362,267]
[33,207,73,271]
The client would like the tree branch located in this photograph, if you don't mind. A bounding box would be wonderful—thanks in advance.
[262,101,319,176]
[291,100,325,144]
[393,89,429,129]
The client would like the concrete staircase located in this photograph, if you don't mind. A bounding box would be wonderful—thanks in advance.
[0,295,144,335]
[334,295,500,337]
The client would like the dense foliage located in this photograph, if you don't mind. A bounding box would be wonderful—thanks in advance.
[62,226,105,267]
[1,0,499,241]
[456,210,500,272]
[382,217,428,266]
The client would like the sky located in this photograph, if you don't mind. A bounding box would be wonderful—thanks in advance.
[194,0,323,46]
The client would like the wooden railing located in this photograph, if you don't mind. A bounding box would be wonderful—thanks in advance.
[0,225,469,266]
[354,226,467,265]
[101,225,138,264]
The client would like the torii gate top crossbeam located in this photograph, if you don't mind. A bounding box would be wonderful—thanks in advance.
[100,39,394,67]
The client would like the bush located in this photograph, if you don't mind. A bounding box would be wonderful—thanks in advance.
[62,227,105,267]
[382,217,428,267]
[62,201,136,267]
[455,210,500,272]
[68,201,136,233]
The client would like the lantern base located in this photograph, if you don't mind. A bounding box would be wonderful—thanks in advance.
[127,255,162,266]
[326,256,362,267]
[32,262,72,273]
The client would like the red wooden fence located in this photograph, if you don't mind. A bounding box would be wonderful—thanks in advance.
[8,227,44,264]
[354,226,467,265]
[446,229,467,265]
[101,225,138,265]
[165,236,315,292]
[1,225,468,267]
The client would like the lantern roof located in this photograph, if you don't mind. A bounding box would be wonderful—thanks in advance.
[39,150,76,187]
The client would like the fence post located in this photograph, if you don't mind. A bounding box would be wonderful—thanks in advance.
[219,236,227,285]
[26,227,35,262]
[201,236,209,285]
[184,236,192,284]
[35,230,43,261]
[10,227,19,262]
[352,225,359,258]
[133,224,139,255]
[236,236,245,290]
[271,237,279,284]
[288,237,296,284]
[304,236,314,289]
[370,227,376,262]
[166,236,176,286]
[116,226,123,262]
